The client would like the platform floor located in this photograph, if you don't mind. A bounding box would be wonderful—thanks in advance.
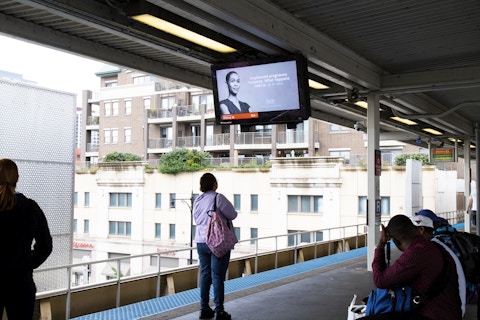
[143,249,478,320]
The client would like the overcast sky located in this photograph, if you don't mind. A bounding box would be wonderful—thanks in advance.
[0,34,105,105]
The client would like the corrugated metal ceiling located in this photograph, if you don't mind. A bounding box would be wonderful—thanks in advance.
[0,0,479,151]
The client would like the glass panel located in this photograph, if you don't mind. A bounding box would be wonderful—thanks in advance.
[118,193,125,207]
[381,197,390,215]
[287,195,297,212]
[358,196,367,215]
[118,222,125,235]
[234,194,241,210]
[251,194,258,211]
[155,193,161,208]
[300,196,310,213]
[109,221,115,235]
[155,223,161,238]
[314,196,323,213]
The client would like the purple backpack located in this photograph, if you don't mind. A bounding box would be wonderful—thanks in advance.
[206,194,238,258]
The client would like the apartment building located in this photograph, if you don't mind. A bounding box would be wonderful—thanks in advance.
[80,65,424,167]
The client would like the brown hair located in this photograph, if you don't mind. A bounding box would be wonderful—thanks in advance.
[0,158,19,211]
[199,173,217,192]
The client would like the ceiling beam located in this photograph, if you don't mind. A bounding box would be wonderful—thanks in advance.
[381,66,480,94]
[0,12,213,89]
[182,0,382,90]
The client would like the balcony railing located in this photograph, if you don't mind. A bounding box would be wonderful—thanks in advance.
[86,143,99,153]
[235,132,273,145]
[148,103,215,120]
[206,133,230,146]
[177,136,201,148]
[277,130,307,144]
[148,138,173,149]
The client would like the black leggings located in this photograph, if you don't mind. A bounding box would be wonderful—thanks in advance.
[0,279,36,320]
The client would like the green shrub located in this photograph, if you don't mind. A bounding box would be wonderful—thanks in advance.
[103,152,141,162]
[394,153,431,166]
[159,149,212,174]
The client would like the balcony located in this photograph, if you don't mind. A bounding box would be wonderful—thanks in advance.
[86,143,99,153]
[86,116,99,126]
[148,138,173,150]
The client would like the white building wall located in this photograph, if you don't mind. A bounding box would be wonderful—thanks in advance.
[73,158,460,282]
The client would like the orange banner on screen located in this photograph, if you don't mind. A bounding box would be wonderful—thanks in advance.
[222,112,259,120]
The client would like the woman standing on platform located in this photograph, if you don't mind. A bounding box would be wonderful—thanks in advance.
[193,173,237,320]
[0,158,53,319]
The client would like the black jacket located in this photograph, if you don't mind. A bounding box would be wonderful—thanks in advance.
[0,193,52,278]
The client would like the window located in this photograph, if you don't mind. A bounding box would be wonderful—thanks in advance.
[288,230,312,246]
[109,193,132,207]
[125,100,132,115]
[104,129,111,144]
[109,221,131,236]
[250,194,258,211]
[124,128,131,143]
[111,129,118,144]
[155,223,161,238]
[104,102,111,116]
[155,193,161,208]
[329,149,351,164]
[74,192,78,206]
[73,219,77,233]
[250,228,258,245]
[84,219,89,234]
[84,192,90,206]
[133,75,150,84]
[315,231,323,242]
[169,224,175,240]
[358,196,367,215]
[234,227,240,241]
[169,193,176,208]
[143,98,151,109]
[105,80,117,87]
[381,197,390,215]
[234,194,241,210]
[288,195,323,213]
[358,196,390,215]
[330,124,349,132]
[112,101,119,116]
[161,96,176,108]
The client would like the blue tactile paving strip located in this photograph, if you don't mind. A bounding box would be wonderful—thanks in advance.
[72,247,367,320]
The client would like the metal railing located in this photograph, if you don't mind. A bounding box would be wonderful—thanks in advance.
[34,223,368,319]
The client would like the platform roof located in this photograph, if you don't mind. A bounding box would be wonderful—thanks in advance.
[1,0,479,154]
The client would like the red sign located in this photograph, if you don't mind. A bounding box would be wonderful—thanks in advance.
[73,242,94,249]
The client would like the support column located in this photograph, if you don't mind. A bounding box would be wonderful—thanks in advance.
[476,125,480,235]
[367,93,380,270]
[464,137,471,233]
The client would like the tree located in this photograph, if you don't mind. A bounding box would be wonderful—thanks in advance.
[159,149,212,174]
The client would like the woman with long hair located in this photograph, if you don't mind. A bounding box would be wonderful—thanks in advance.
[0,158,52,319]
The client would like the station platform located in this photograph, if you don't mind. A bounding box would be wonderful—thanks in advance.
[75,231,478,320]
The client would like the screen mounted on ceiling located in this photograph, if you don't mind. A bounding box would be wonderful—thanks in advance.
[211,54,311,126]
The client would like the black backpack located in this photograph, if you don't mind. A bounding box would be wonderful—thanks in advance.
[436,228,480,283]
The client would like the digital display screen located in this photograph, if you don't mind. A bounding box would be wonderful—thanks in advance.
[211,55,310,126]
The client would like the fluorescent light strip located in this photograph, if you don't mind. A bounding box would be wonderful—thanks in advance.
[390,116,417,125]
[423,128,443,135]
[308,79,329,89]
[354,101,368,109]
[132,14,236,53]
